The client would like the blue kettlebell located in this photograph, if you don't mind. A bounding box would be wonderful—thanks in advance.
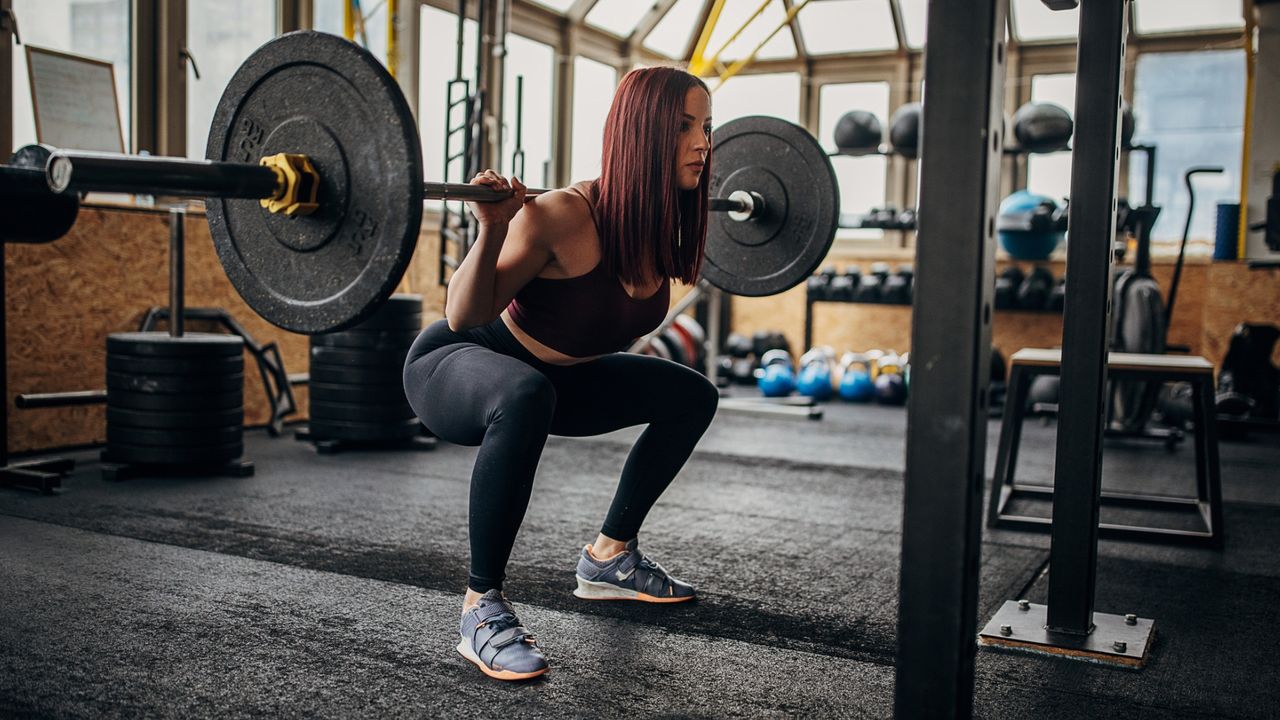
[796,348,835,401]
[839,369,875,402]
[756,349,795,397]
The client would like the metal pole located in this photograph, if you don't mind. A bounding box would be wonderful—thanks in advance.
[168,207,185,338]
[1046,0,1129,636]
[896,0,1008,716]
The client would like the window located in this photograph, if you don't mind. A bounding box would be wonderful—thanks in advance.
[11,0,131,153]
[709,72,801,127]
[570,56,616,183]
[898,0,928,49]
[526,0,576,13]
[186,0,277,158]
[798,0,897,55]
[1011,0,1078,43]
[1134,0,1244,36]
[313,0,390,66]
[1131,50,1245,246]
[644,0,704,58]
[586,0,652,38]
[503,35,555,188]
[1025,73,1075,204]
[419,5,478,210]
[701,0,796,63]
[819,82,890,242]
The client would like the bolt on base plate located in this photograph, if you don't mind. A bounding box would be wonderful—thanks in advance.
[978,600,1155,669]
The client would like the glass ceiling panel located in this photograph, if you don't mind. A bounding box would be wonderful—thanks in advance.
[702,0,797,63]
[644,0,705,58]
[1012,0,1078,42]
[526,0,576,13]
[586,0,652,38]
[898,0,927,49]
[1134,0,1243,35]
[797,0,896,55]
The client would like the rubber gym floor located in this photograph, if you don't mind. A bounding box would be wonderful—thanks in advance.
[3,395,1278,719]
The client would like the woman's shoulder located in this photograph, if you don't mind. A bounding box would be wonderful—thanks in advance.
[519,183,595,236]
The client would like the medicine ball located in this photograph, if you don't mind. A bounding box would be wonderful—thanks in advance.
[889,103,922,159]
[997,190,1065,261]
[1012,101,1073,153]
[834,110,883,155]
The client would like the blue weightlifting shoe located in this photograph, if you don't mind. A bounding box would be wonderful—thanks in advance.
[456,589,548,681]
[573,538,696,603]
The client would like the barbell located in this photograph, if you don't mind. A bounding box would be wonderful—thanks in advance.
[15,31,840,333]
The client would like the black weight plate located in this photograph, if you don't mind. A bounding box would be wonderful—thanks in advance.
[307,418,423,442]
[107,332,244,358]
[108,425,243,447]
[1,145,80,244]
[205,31,423,335]
[350,312,423,332]
[310,400,417,423]
[308,381,409,404]
[107,406,245,430]
[107,388,243,411]
[104,442,244,466]
[107,371,244,395]
[706,116,840,297]
[310,329,418,350]
[308,362,405,386]
[310,345,410,367]
[107,353,244,376]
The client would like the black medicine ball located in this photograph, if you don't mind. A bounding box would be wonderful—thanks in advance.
[889,102,922,159]
[833,110,883,155]
[1012,101,1073,153]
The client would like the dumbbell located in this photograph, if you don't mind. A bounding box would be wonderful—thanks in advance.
[756,349,796,397]
[994,266,1025,310]
[883,264,914,305]
[856,262,892,303]
[1017,266,1055,310]
[807,265,837,301]
[829,269,857,301]
[1047,276,1066,312]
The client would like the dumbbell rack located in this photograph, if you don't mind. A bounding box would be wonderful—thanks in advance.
[631,280,823,420]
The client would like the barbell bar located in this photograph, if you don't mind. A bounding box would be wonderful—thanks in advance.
[49,151,765,219]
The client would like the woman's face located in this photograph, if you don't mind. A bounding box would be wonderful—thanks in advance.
[676,86,712,191]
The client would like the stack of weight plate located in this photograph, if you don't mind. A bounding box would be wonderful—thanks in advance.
[306,294,424,445]
[103,332,248,475]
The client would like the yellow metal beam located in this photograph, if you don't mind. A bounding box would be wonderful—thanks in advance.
[711,0,812,91]
[687,0,727,76]
[387,0,398,78]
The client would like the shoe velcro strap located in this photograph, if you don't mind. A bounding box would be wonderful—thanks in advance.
[616,551,641,576]
[473,601,516,624]
[487,626,531,650]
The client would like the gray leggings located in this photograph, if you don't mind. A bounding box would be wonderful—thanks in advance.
[402,318,719,593]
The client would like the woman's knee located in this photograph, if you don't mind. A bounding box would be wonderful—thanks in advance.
[493,371,557,427]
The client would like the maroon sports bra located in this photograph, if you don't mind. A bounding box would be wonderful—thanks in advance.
[505,187,670,357]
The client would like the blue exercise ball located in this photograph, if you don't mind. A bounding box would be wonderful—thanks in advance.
[998,190,1064,261]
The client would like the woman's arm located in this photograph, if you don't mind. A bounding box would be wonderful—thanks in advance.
[445,173,577,332]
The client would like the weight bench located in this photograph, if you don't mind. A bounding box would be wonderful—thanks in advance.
[988,348,1223,546]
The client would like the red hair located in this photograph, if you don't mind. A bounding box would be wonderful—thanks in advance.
[591,67,710,286]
